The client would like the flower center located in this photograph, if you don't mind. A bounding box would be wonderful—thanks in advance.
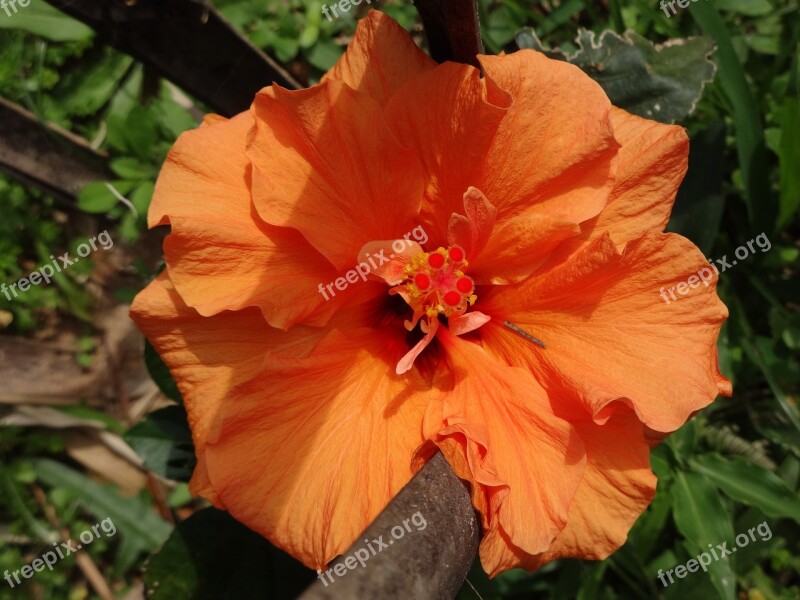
[392,245,476,320]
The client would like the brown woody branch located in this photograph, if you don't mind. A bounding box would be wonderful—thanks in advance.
[299,452,480,600]
[413,0,484,67]
[44,0,301,116]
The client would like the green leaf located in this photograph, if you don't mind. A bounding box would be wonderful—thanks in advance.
[123,106,159,160]
[57,52,133,117]
[110,158,154,181]
[144,507,314,600]
[485,6,522,50]
[672,470,736,600]
[778,45,800,229]
[689,2,773,233]
[715,0,772,15]
[690,454,800,523]
[667,121,726,254]
[125,406,195,482]
[304,39,343,71]
[298,24,319,49]
[76,180,136,214]
[33,459,171,572]
[516,28,716,123]
[77,182,119,214]
[0,0,93,42]
[130,181,155,218]
[144,340,182,403]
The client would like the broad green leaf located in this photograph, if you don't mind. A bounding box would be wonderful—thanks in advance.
[690,454,800,523]
[123,106,159,161]
[144,508,314,600]
[130,181,155,218]
[77,180,136,214]
[304,39,343,71]
[516,28,716,123]
[33,459,171,572]
[110,158,154,181]
[672,470,736,600]
[0,0,93,42]
[125,406,195,482]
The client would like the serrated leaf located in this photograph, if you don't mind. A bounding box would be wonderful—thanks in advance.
[690,454,800,523]
[516,28,717,123]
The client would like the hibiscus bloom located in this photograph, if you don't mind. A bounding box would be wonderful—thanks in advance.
[131,10,731,576]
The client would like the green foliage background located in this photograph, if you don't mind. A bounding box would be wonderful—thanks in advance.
[0,0,798,599]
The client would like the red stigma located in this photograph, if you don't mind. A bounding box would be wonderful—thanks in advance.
[448,247,464,262]
[428,253,445,269]
[444,291,461,306]
[414,273,431,290]
[456,277,473,294]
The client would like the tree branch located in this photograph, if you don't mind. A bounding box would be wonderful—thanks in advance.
[44,0,301,116]
[0,97,112,200]
[299,452,480,599]
[413,0,484,67]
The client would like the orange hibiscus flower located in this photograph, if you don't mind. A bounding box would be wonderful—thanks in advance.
[131,10,731,576]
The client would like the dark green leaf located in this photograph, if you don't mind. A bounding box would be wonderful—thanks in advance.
[125,405,195,482]
[672,470,736,599]
[667,121,726,254]
[144,340,182,403]
[144,507,315,600]
[0,0,93,42]
[690,454,800,523]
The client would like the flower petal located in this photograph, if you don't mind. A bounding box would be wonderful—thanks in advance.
[203,328,431,569]
[151,112,346,329]
[558,107,690,259]
[480,232,731,433]
[323,10,435,105]
[129,273,326,495]
[384,63,510,246]
[476,51,618,225]
[423,331,585,569]
[248,81,425,270]
[518,408,656,570]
